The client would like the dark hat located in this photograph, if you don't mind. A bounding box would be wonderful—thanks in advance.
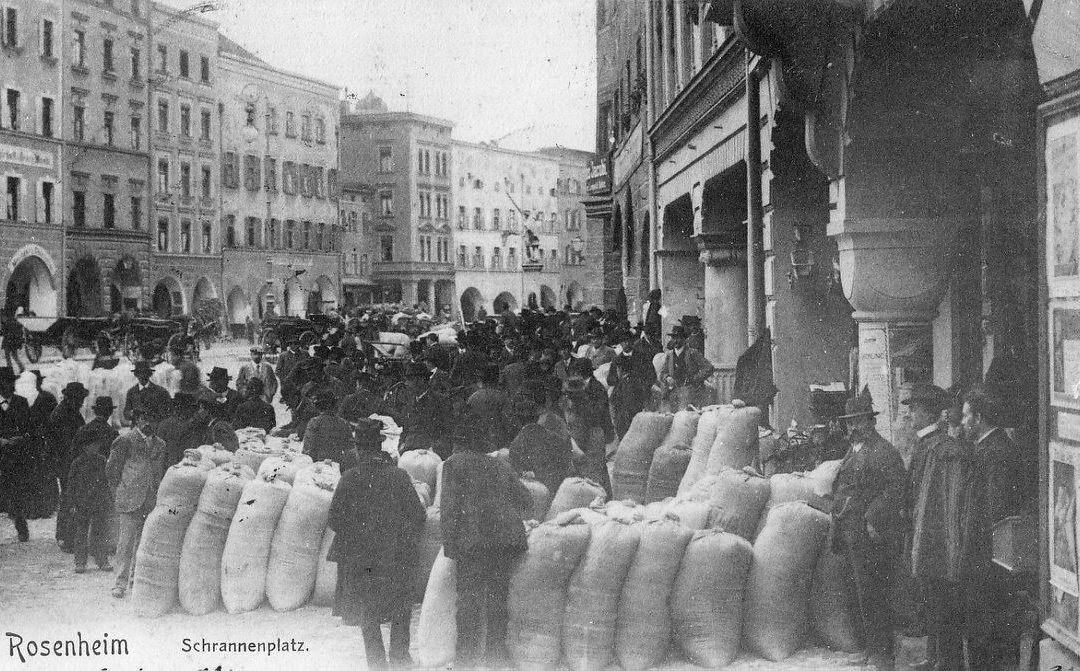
[92,396,116,414]
[133,360,154,375]
[313,345,330,360]
[313,389,338,413]
[667,325,689,339]
[588,327,604,339]
[809,389,848,421]
[0,367,17,384]
[172,391,198,410]
[208,366,231,382]
[838,385,878,420]
[679,315,701,327]
[351,417,385,452]
[901,383,950,413]
[62,381,90,398]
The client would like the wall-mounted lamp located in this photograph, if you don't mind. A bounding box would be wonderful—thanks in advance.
[787,227,815,287]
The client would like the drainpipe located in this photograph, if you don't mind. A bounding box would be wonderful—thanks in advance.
[59,0,67,316]
[645,0,660,292]
[745,49,766,345]
[218,100,225,318]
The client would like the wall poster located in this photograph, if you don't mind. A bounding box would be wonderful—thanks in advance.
[1051,133,1080,278]
[1051,443,1080,601]
[1053,306,1080,409]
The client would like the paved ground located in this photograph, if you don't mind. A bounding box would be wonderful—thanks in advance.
[0,342,927,671]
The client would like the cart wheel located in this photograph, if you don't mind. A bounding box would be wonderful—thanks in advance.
[24,335,42,364]
[61,326,77,359]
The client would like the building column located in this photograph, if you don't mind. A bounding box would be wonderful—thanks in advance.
[660,0,674,106]
[426,281,436,314]
[403,279,419,307]
[698,243,747,403]
[673,0,688,90]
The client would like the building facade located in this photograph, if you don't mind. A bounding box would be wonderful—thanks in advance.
[451,140,562,320]
[536,146,593,311]
[217,35,340,327]
[339,93,454,312]
[146,1,220,318]
[0,0,64,318]
[63,0,152,317]
[339,181,376,308]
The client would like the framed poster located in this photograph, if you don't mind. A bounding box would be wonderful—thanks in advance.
[1052,306,1080,409]
[1050,581,1080,637]
[1052,442,1080,590]
[1048,115,1080,297]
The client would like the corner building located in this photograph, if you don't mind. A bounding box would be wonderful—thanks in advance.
[217,35,341,324]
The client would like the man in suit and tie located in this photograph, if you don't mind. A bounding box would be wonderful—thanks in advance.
[206,367,242,424]
[0,366,34,541]
[658,325,715,410]
[831,386,907,671]
[106,402,166,599]
[123,360,171,426]
[236,347,278,404]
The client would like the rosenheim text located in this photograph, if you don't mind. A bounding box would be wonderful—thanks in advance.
[6,631,128,663]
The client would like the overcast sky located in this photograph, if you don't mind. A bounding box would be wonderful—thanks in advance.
[163,0,597,151]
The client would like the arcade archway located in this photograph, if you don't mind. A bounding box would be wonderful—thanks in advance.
[193,277,217,305]
[7,255,57,317]
[227,286,251,325]
[110,256,142,314]
[67,257,104,317]
[459,287,483,322]
[493,291,518,314]
[540,285,556,310]
[284,277,306,316]
[308,275,337,314]
[151,276,186,317]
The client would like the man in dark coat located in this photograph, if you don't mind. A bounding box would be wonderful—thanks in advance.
[123,360,171,426]
[659,325,716,410]
[66,433,113,573]
[26,370,58,518]
[232,378,276,433]
[156,392,198,467]
[327,423,424,669]
[832,386,906,671]
[960,384,1025,670]
[508,393,569,497]
[273,389,317,439]
[206,367,242,423]
[449,332,488,387]
[276,338,308,394]
[466,364,514,449]
[563,357,615,497]
[905,383,969,671]
[607,328,655,437]
[52,382,89,551]
[441,421,532,667]
[0,366,34,541]
[304,390,357,469]
[73,397,120,458]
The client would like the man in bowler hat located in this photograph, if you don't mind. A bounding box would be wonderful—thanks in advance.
[206,366,242,423]
[124,360,170,426]
[832,386,906,671]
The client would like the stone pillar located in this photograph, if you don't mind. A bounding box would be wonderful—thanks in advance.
[673,0,688,89]
[699,243,747,403]
[426,281,436,314]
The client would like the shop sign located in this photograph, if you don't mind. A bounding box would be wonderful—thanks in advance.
[0,144,54,170]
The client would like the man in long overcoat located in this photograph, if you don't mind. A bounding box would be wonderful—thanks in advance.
[832,386,906,671]
[327,423,424,669]
[0,366,35,541]
[52,382,90,550]
[905,383,969,671]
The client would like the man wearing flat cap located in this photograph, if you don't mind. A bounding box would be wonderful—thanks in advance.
[904,382,969,671]
[831,386,906,671]
[236,347,278,404]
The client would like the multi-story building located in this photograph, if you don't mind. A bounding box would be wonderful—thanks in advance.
[146,2,220,317]
[0,0,64,318]
[63,0,152,316]
[339,92,454,312]
[217,34,341,326]
[339,181,376,308]
[451,141,563,320]
[536,146,594,310]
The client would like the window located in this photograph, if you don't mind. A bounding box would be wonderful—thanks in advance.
[419,191,429,218]
[285,219,294,248]
[285,111,295,137]
[380,235,393,262]
[199,55,209,83]
[224,216,236,248]
[302,221,311,249]
[269,219,279,248]
[301,115,311,141]
[41,97,53,137]
[73,30,85,67]
[508,209,517,231]
[379,191,393,216]
[157,100,168,133]
[180,219,191,253]
[72,104,84,140]
[103,38,114,72]
[438,239,448,263]
[316,222,324,250]
[130,47,140,79]
[314,166,325,199]
[458,206,466,229]
[508,247,517,269]
[473,246,482,267]
[282,161,296,194]
[178,50,189,78]
[492,208,500,230]
[473,207,482,230]
[299,163,311,197]
[327,168,338,198]
[3,6,18,48]
[179,104,190,137]
[200,109,210,140]
[157,159,169,193]
[130,196,141,229]
[360,254,369,275]
[492,246,502,270]
[5,89,19,130]
[103,111,114,145]
[379,146,392,173]
[156,44,166,73]
[458,245,467,267]
[264,158,276,192]
[245,217,257,246]
[268,107,278,134]
[550,248,558,267]
[41,19,53,58]
[202,221,211,253]
[243,154,260,191]
[4,176,19,221]
[157,217,168,251]
[41,181,53,224]
[315,118,325,143]
[198,166,211,199]
[180,162,191,198]
[73,190,85,227]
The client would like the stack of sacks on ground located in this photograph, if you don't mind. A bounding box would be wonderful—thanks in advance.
[220,468,293,614]
[416,547,457,668]
[520,473,552,521]
[610,411,676,503]
[234,428,301,473]
[398,449,441,496]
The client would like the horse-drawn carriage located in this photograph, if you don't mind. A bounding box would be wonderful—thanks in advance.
[16,314,190,362]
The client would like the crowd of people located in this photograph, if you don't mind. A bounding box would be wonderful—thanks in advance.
[0,293,1039,670]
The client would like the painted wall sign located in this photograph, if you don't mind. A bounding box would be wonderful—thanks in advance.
[0,144,55,170]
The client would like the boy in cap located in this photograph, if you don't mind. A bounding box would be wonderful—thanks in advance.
[66,426,114,573]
